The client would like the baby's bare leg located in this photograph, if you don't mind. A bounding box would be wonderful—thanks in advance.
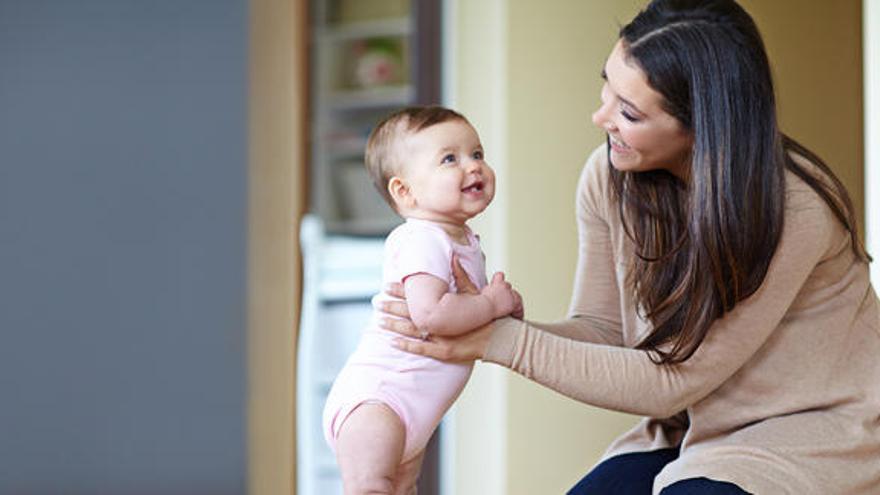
[393,450,425,495]
[336,403,406,495]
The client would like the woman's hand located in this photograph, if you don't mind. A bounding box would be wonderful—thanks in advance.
[384,314,495,362]
[448,252,522,320]
[450,253,480,295]
[380,255,495,361]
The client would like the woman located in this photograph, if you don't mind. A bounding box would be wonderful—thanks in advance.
[383,0,880,493]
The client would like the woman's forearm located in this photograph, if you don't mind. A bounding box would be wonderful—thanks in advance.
[525,316,624,346]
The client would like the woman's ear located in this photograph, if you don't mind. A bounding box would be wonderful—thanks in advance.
[388,176,414,210]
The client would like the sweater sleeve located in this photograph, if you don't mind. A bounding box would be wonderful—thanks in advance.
[484,171,838,418]
[518,146,625,347]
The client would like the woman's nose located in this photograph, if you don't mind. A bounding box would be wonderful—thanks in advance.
[591,106,607,129]
[591,101,614,131]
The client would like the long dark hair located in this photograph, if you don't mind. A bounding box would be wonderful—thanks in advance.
[613,0,870,364]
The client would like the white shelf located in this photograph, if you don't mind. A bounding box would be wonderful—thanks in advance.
[324,137,368,160]
[319,17,413,42]
[324,218,403,237]
[318,234,386,300]
[297,215,384,495]
[324,85,415,110]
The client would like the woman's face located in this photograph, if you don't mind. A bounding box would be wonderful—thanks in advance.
[592,40,693,178]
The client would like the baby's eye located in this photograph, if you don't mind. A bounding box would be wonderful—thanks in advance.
[441,153,457,165]
[472,150,484,160]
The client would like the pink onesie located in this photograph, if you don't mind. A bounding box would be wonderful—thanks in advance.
[322,218,488,462]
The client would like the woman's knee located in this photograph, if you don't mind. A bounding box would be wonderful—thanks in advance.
[567,448,679,494]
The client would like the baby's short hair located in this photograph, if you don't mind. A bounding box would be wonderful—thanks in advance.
[364,105,467,210]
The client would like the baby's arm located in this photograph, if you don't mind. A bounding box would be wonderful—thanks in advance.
[404,272,518,337]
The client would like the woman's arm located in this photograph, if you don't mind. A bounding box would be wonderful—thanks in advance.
[392,163,839,417]
[483,197,837,417]
[523,317,622,346]
[394,199,835,414]
[513,147,625,346]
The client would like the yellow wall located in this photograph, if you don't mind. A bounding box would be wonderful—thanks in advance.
[248,0,306,494]
[450,1,864,494]
[741,0,864,231]
[503,3,646,494]
[445,2,511,493]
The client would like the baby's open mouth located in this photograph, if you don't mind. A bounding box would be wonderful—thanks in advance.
[462,181,484,193]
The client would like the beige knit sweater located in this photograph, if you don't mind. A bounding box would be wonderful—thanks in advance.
[484,144,880,494]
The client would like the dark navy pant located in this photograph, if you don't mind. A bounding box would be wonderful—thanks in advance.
[567,448,750,494]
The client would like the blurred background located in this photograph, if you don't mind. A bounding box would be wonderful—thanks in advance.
[2,0,874,494]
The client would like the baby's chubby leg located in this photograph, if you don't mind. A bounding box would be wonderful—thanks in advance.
[336,402,411,495]
[393,449,425,495]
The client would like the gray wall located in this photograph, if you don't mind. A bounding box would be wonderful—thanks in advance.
[0,1,248,493]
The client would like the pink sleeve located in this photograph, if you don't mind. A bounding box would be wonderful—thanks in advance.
[389,226,453,286]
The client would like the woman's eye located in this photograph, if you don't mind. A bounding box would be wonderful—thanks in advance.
[441,153,456,165]
[621,109,640,123]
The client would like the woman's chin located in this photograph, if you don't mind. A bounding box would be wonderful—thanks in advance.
[609,153,640,172]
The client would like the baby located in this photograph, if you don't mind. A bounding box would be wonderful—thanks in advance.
[322,106,523,494]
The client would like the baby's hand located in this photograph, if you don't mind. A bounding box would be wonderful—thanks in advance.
[511,289,524,320]
[481,272,519,318]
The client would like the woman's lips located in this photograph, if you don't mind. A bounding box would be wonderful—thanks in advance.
[609,135,630,153]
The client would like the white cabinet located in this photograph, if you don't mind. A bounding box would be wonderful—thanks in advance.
[296,215,385,495]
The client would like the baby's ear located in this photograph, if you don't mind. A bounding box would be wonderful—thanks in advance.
[387,176,414,209]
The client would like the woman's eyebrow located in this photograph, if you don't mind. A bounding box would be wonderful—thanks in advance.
[618,95,644,116]
[601,67,645,116]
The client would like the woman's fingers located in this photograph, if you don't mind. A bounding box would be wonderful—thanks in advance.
[384,281,405,299]
[379,316,420,338]
[381,299,411,319]
[392,322,494,362]
[392,338,451,361]
[451,255,479,295]
[392,335,470,362]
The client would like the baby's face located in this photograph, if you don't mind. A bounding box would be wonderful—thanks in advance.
[396,119,495,224]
